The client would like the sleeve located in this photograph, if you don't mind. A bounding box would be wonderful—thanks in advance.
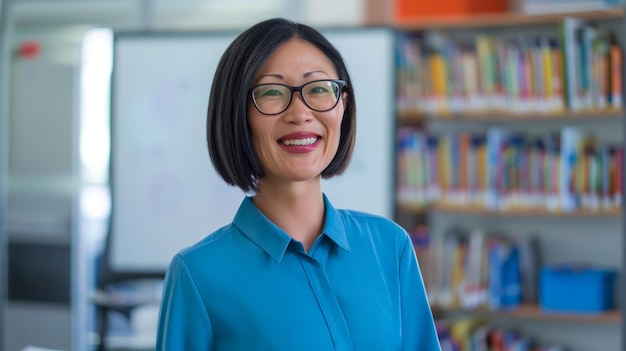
[156,254,214,351]
[398,233,442,351]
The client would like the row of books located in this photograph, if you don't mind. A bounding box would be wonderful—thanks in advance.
[396,17,622,115]
[396,126,623,213]
[437,318,567,351]
[414,226,539,311]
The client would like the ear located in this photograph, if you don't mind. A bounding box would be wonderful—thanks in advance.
[339,92,349,119]
[341,92,348,108]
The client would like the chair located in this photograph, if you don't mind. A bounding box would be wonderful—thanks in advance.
[92,232,164,351]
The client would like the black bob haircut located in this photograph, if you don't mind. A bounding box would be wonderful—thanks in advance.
[206,18,357,193]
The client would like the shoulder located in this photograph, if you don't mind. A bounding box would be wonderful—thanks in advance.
[175,224,240,266]
[339,208,406,232]
[336,209,411,247]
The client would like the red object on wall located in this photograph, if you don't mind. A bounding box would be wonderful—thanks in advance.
[394,0,508,22]
[17,41,41,60]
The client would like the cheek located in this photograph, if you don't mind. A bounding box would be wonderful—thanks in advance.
[247,114,275,162]
[332,102,346,135]
[247,109,267,142]
[325,114,344,154]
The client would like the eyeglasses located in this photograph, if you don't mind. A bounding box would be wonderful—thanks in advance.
[250,79,346,116]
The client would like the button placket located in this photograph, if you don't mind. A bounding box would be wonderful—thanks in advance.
[296,252,353,351]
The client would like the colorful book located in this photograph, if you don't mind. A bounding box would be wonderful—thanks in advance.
[560,127,582,212]
[559,17,586,111]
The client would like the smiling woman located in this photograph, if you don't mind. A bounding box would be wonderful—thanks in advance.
[155,18,442,351]
[246,38,347,207]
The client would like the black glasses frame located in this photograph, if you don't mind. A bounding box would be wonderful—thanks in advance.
[249,79,347,116]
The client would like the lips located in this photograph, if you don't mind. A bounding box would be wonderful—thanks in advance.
[278,132,321,146]
[281,136,319,146]
[277,132,321,153]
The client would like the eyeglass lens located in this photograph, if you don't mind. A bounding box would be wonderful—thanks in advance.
[252,80,341,115]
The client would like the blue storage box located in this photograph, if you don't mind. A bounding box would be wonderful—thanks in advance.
[540,265,616,314]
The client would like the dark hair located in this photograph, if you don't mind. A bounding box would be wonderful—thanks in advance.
[206,18,356,193]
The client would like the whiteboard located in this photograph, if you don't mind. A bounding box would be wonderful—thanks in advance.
[110,28,395,273]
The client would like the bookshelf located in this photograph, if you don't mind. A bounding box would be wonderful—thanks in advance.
[434,304,621,324]
[401,203,623,218]
[395,9,623,29]
[399,110,624,123]
[393,7,624,350]
[439,202,622,217]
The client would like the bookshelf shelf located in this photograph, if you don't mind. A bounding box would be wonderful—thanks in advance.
[496,305,621,324]
[395,9,623,30]
[396,203,428,214]
[398,203,622,218]
[429,203,622,218]
[398,109,624,123]
[435,305,621,324]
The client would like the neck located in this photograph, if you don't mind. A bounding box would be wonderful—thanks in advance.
[253,179,325,251]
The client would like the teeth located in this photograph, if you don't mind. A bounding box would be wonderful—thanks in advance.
[282,137,318,146]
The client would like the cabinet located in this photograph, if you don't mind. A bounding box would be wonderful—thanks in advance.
[393,8,624,351]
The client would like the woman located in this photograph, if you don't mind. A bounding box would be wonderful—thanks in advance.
[156,18,441,351]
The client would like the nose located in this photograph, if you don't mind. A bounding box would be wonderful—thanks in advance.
[284,92,313,124]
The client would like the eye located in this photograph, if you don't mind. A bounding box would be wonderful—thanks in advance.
[307,82,335,95]
[311,85,330,94]
[309,85,331,94]
[262,88,284,97]
[254,85,286,99]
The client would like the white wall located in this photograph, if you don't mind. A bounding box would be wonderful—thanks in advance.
[5,25,79,351]
[0,0,9,350]
[2,1,375,351]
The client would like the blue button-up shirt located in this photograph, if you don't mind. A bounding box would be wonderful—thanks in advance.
[156,194,441,351]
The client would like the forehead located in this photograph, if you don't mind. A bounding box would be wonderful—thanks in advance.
[255,38,336,77]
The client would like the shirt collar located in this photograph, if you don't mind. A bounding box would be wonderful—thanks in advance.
[321,193,350,252]
[232,194,350,263]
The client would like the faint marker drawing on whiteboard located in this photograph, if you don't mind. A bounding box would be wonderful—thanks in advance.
[146,169,183,218]
[150,75,201,126]
[207,166,244,228]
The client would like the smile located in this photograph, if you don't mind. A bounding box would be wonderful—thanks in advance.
[281,137,319,146]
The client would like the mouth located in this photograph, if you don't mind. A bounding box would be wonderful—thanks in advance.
[279,136,320,146]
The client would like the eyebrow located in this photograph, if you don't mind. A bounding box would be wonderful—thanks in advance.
[256,71,329,80]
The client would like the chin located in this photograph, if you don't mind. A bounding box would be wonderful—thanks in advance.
[290,171,324,183]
